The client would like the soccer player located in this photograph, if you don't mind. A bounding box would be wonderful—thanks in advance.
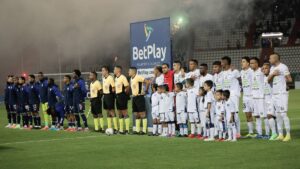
[166,85,176,136]
[215,90,226,141]
[186,59,200,89]
[114,66,130,134]
[268,53,293,142]
[203,80,215,142]
[262,62,278,140]
[199,63,213,87]
[223,90,237,142]
[16,76,29,128]
[9,76,19,128]
[186,78,200,138]
[198,87,206,139]
[47,78,64,131]
[37,72,50,130]
[212,61,223,91]
[175,83,188,137]
[173,61,185,85]
[250,57,268,139]
[63,75,76,132]
[101,66,117,132]
[162,63,174,91]
[4,75,14,128]
[150,83,160,136]
[221,56,241,138]
[153,66,164,86]
[89,71,104,132]
[158,84,169,137]
[27,75,41,129]
[240,57,256,137]
[129,67,149,135]
[72,69,88,131]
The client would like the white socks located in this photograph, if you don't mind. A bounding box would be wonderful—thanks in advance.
[282,113,291,134]
[191,123,195,135]
[264,118,270,136]
[247,121,254,134]
[256,118,262,135]
[268,118,277,135]
[153,124,157,135]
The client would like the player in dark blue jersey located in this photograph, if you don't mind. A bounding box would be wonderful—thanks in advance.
[37,72,50,130]
[27,74,41,129]
[72,69,88,131]
[16,76,29,129]
[47,78,64,131]
[63,75,76,131]
[4,75,14,128]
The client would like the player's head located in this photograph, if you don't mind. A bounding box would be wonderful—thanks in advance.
[269,53,281,65]
[48,78,55,86]
[212,61,222,74]
[128,67,137,77]
[221,56,231,69]
[200,63,208,75]
[29,74,35,83]
[13,76,18,84]
[241,56,250,69]
[215,90,223,101]
[189,59,198,71]
[175,83,183,93]
[222,90,230,100]
[101,66,109,77]
[250,57,260,70]
[181,66,187,73]
[199,87,206,96]
[89,71,97,81]
[64,75,71,84]
[7,75,13,83]
[153,65,162,76]
[185,78,194,88]
[73,69,81,79]
[173,61,182,72]
[37,72,44,81]
[262,62,271,76]
[18,76,26,84]
[203,80,213,91]
[151,83,158,93]
[114,65,122,76]
[162,63,169,74]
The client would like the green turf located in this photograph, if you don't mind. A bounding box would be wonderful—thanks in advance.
[0,90,300,169]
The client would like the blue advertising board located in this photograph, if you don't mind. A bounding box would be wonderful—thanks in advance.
[130,17,171,77]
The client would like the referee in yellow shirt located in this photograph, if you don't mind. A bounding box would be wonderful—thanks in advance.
[89,71,104,132]
[114,66,130,134]
[101,66,118,132]
[128,67,149,135]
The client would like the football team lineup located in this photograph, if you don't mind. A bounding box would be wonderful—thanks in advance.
[3,54,294,142]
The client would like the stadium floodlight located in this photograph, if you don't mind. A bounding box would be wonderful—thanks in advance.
[178,17,183,25]
[261,32,283,39]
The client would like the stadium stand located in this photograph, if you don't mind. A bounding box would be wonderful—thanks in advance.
[274,46,300,73]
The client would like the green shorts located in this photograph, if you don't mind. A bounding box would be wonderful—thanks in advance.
[41,103,49,112]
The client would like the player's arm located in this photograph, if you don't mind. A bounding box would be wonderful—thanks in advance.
[206,102,211,117]
[110,77,115,93]
[268,69,279,83]
[123,76,130,94]
[143,79,150,94]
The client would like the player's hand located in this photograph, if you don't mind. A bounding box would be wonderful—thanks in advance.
[272,70,280,76]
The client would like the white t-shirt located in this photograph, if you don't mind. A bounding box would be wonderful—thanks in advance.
[176,91,187,112]
[222,69,241,97]
[186,87,198,113]
[155,74,164,86]
[240,68,253,97]
[186,69,200,89]
[213,72,224,91]
[251,68,264,99]
[264,75,272,100]
[270,63,290,94]
[225,99,236,121]
[215,100,225,117]
[174,71,185,84]
[204,90,214,112]
[199,73,214,88]
[159,92,174,113]
[151,92,160,114]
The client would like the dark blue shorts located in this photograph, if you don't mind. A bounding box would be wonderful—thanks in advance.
[73,102,85,114]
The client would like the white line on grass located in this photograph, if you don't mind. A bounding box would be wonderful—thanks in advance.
[0,135,99,146]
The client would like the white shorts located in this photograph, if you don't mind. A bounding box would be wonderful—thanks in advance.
[226,112,238,125]
[159,113,168,122]
[272,93,288,114]
[188,112,199,123]
[151,110,159,119]
[199,111,206,127]
[242,96,253,113]
[176,112,187,124]
[264,96,275,116]
[253,98,265,117]
[230,95,240,112]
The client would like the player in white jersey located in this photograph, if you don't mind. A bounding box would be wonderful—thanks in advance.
[199,63,214,87]
[203,80,215,141]
[153,66,164,86]
[186,78,201,138]
[223,90,238,142]
[174,83,188,137]
[240,57,256,138]
[173,61,185,85]
[262,63,278,140]
[151,83,160,136]
[221,56,241,138]
[214,90,226,141]
[212,61,224,91]
[198,87,207,139]
[268,53,293,142]
[250,57,269,139]
[186,59,200,89]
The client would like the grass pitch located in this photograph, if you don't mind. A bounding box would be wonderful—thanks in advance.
[0,90,300,169]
